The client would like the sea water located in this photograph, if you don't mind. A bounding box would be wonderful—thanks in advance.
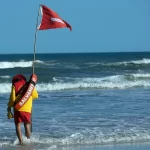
[0,52,150,149]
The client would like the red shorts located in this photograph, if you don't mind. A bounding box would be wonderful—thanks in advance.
[14,111,31,124]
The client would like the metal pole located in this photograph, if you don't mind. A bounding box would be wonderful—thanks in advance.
[31,5,41,133]
[32,5,41,74]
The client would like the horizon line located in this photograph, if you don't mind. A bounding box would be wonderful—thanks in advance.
[0,51,150,55]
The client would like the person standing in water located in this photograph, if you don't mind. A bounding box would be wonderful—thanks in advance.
[7,74,38,145]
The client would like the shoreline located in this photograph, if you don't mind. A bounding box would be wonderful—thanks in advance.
[1,142,150,150]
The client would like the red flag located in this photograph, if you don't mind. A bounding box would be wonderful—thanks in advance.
[38,5,72,31]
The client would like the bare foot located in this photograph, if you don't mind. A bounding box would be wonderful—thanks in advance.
[17,141,24,146]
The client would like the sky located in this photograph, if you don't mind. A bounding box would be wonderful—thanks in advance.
[0,0,150,54]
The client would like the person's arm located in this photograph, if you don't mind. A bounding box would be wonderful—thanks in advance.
[8,86,16,108]
[32,88,38,100]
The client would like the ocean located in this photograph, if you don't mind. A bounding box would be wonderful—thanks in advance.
[0,52,150,150]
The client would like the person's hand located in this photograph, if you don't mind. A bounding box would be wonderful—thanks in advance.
[7,107,11,112]
[7,112,14,119]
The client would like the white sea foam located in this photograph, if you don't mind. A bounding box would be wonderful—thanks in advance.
[113,58,150,65]
[35,60,45,64]
[0,73,150,93]
[0,141,11,147]
[0,58,149,70]
[0,61,32,69]
[130,58,150,64]
[132,73,150,78]
[0,75,10,79]
[0,60,44,69]
[35,75,150,91]
[15,131,150,146]
[0,83,11,93]
[86,58,150,67]
[1,131,150,148]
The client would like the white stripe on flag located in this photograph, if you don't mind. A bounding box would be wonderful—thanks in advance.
[51,18,65,24]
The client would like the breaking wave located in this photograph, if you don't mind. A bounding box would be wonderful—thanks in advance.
[1,130,150,148]
[0,76,10,79]
[0,60,44,69]
[0,58,150,69]
[85,58,150,69]
[0,73,150,93]
[108,58,150,66]
[36,74,150,91]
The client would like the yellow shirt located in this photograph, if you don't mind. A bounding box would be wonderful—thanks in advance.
[8,85,38,113]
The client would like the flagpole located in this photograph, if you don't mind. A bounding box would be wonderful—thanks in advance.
[31,4,41,133]
[32,4,41,74]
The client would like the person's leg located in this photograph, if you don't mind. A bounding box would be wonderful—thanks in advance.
[24,123,31,139]
[15,122,23,144]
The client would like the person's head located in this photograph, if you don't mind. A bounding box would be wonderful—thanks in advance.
[12,74,26,85]
[12,74,27,93]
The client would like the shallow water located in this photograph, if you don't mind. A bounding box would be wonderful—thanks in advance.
[1,88,150,149]
[1,52,150,149]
